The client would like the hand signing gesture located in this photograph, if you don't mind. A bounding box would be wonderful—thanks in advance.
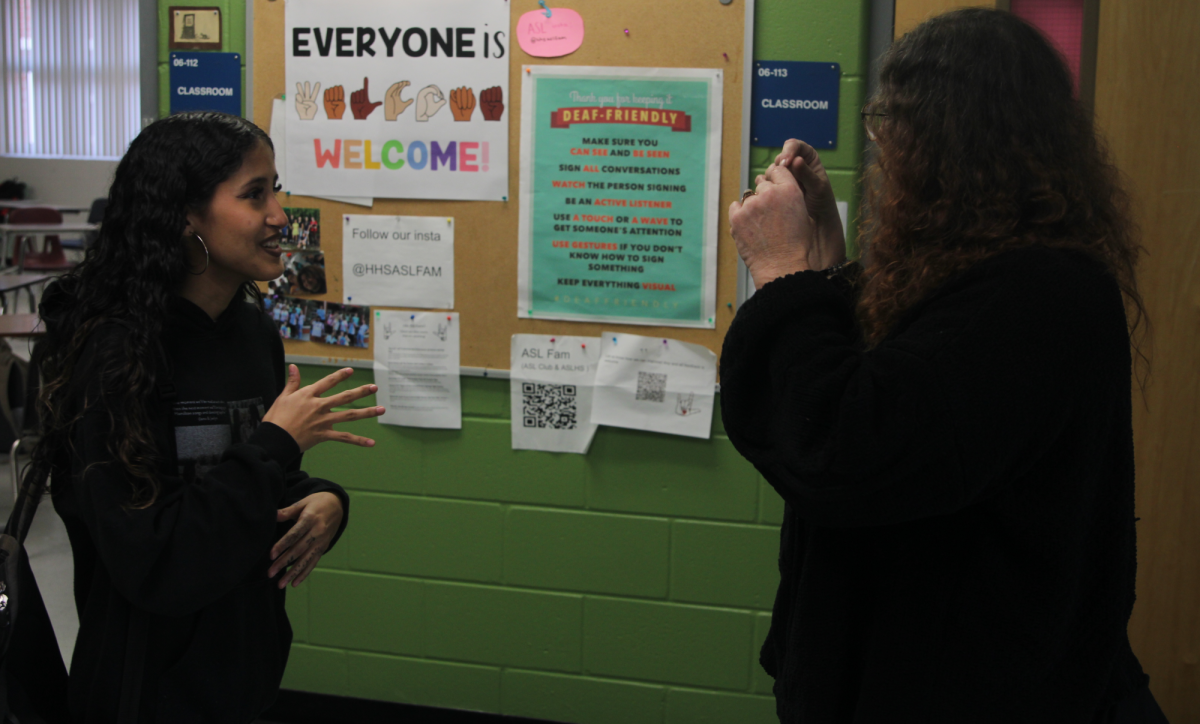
[384,80,414,120]
[269,492,343,589]
[480,85,505,121]
[768,139,846,263]
[323,85,346,120]
[262,366,383,452]
[415,85,446,121]
[350,77,382,120]
[295,81,320,120]
[449,86,476,121]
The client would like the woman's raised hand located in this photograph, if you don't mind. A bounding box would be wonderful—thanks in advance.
[730,140,847,289]
[262,365,384,452]
[771,139,846,255]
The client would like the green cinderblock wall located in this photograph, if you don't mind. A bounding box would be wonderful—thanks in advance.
[179,1,868,720]
[286,368,786,722]
[156,0,246,118]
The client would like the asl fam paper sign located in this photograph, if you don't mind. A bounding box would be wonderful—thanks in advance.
[590,332,716,439]
[510,334,600,454]
[285,0,510,201]
[342,215,454,308]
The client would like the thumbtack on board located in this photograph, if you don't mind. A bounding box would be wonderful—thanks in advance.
[538,0,551,17]
[550,337,556,343]
[410,314,415,320]
[447,316,453,321]
[624,28,629,36]
[581,343,586,349]
[723,52,729,61]
[612,336,618,344]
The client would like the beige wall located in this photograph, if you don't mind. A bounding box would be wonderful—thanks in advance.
[1094,1,1200,719]
[894,0,1200,717]
[893,0,1000,38]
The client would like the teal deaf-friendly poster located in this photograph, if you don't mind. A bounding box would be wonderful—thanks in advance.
[518,66,723,328]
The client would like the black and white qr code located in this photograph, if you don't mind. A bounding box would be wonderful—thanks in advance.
[636,371,668,403]
[522,383,578,429]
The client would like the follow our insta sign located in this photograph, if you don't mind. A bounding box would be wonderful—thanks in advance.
[284,0,510,201]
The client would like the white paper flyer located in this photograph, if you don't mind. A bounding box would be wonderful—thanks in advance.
[510,334,601,454]
[373,311,462,429]
[343,215,454,309]
[590,332,716,439]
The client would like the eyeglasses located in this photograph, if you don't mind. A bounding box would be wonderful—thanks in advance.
[861,105,889,141]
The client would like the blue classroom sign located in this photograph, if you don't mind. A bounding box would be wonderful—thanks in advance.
[751,61,840,148]
[169,52,241,116]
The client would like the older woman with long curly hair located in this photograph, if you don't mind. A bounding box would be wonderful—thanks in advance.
[722,9,1166,723]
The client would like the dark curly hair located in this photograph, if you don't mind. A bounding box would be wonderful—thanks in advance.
[856,9,1145,355]
[29,111,272,508]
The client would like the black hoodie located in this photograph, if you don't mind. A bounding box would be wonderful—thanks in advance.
[42,282,349,723]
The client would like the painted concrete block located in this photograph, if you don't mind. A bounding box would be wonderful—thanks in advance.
[347,494,503,582]
[583,597,754,690]
[665,687,779,724]
[670,520,780,610]
[501,669,666,724]
[280,644,346,696]
[754,0,869,76]
[307,570,425,657]
[504,507,670,598]
[587,428,759,522]
[425,581,583,672]
[425,419,587,507]
[345,652,501,713]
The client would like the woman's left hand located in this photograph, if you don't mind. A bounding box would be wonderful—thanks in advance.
[730,164,822,289]
[269,492,344,588]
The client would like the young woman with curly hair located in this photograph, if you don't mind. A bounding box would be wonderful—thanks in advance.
[722,9,1165,723]
[28,111,384,722]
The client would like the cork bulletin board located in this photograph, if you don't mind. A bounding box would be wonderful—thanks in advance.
[251,0,753,370]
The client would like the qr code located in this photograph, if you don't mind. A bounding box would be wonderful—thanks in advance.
[636,372,667,402]
[522,383,578,429]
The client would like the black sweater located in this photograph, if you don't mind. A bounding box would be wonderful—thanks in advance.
[46,291,349,723]
[719,247,1148,722]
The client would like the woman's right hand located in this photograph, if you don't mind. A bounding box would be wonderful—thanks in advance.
[262,365,384,452]
[768,139,846,263]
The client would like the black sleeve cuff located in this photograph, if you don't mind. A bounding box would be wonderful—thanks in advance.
[247,422,302,469]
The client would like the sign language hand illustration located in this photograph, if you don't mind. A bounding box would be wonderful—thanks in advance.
[323,85,346,119]
[384,81,414,121]
[350,77,382,120]
[450,86,476,121]
[480,85,505,121]
[295,81,321,120]
[415,85,447,121]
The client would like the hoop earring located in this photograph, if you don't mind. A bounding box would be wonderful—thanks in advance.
[188,233,210,275]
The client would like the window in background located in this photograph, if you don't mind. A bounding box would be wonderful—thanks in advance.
[1,0,140,159]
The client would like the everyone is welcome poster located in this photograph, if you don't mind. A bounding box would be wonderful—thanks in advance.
[284,0,510,201]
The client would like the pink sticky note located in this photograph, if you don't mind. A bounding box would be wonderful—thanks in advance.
[517,8,585,58]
